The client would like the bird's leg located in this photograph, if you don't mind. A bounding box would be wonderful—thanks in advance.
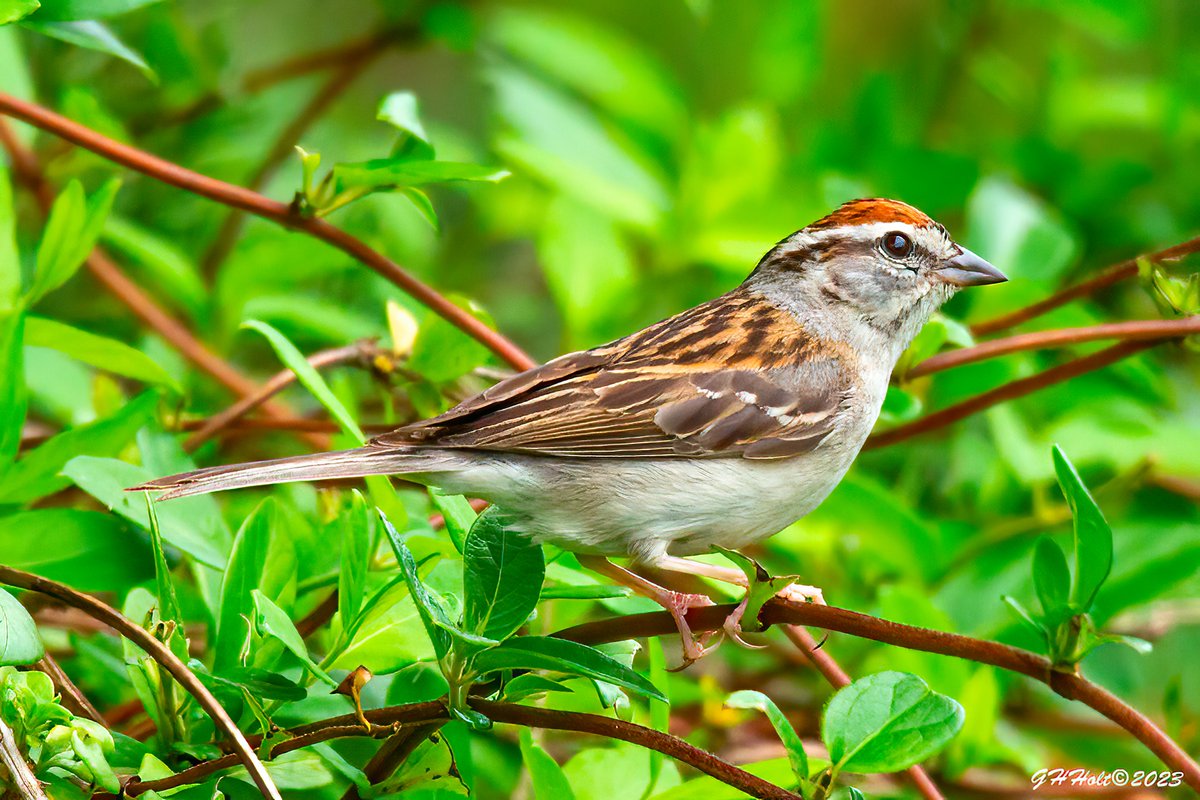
[576,555,717,665]
[654,555,825,646]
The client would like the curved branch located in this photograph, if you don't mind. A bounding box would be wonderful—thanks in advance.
[910,317,1200,378]
[0,566,283,800]
[553,599,1200,791]
[867,339,1160,449]
[0,93,536,373]
[970,235,1200,336]
[123,700,799,800]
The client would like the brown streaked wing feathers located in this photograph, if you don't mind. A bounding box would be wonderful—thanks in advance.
[370,289,850,460]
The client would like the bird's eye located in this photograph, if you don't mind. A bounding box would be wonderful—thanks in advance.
[881,231,913,259]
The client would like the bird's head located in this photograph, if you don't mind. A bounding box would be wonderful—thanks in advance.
[748,198,1006,351]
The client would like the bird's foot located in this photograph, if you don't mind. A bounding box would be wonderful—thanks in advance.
[660,590,719,669]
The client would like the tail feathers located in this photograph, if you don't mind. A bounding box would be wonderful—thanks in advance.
[128,447,424,501]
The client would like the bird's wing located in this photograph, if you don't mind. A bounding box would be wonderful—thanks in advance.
[371,290,856,459]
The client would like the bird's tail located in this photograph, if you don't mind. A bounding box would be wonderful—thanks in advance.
[128,446,429,501]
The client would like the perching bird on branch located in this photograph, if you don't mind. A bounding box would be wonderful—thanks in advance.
[132,198,1006,662]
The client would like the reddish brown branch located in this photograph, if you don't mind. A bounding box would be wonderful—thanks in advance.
[0,93,536,372]
[202,41,389,277]
[554,599,1200,791]
[971,235,1200,336]
[868,339,1161,449]
[0,566,282,800]
[121,700,797,800]
[911,317,1200,378]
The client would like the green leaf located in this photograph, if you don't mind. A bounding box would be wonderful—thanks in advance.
[0,311,26,464]
[501,673,573,702]
[1002,594,1045,638]
[331,578,435,674]
[337,490,371,634]
[376,91,435,162]
[215,498,292,672]
[334,159,509,190]
[0,390,158,504]
[0,167,19,310]
[472,637,665,703]
[28,179,119,304]
[406,299,494,383]
[242,319,365,444]
[31,0,162,20]
[519,728,576,800]
[1,0,39,25]
[1051,445,1113,611]
[251,590,335,686]
[822,671,964,775]
[726,690,808,785]
[0,587,43,665]
[463,508,544,642]
[145,496,185,651]
[1032,537,1071,625]
[0,510,151,592]
[22,20,149,73]
[428,488,476,554]
[379,511,452,660]
[24,316,179,389]
[65,456,231,569]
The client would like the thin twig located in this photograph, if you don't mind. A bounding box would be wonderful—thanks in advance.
[0,718,47,800]
[970,235,1200,336]
[910,317,1200,378]
[782,626,944,800]
[0,567,282,800]
[867,339,1161,449]
[202,40,389,277]
[553,599,1200,791]
[184,341,378,450]
[0,93,536,372]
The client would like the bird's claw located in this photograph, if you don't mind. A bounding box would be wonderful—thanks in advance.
[661,591,719,669]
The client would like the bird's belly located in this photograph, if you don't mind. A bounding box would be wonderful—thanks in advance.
[428,445,859,562]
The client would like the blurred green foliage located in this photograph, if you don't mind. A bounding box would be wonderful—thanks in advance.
[1,0,1199,798]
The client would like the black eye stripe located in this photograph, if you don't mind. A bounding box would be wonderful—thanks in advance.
[881,231,914,259]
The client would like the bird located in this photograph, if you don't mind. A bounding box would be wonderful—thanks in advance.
[132,198,1006,661]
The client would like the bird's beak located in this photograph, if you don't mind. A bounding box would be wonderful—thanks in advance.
[938,247,1008,287]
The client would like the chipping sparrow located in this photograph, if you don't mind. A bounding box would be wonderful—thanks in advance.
[134,198,1005,660]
